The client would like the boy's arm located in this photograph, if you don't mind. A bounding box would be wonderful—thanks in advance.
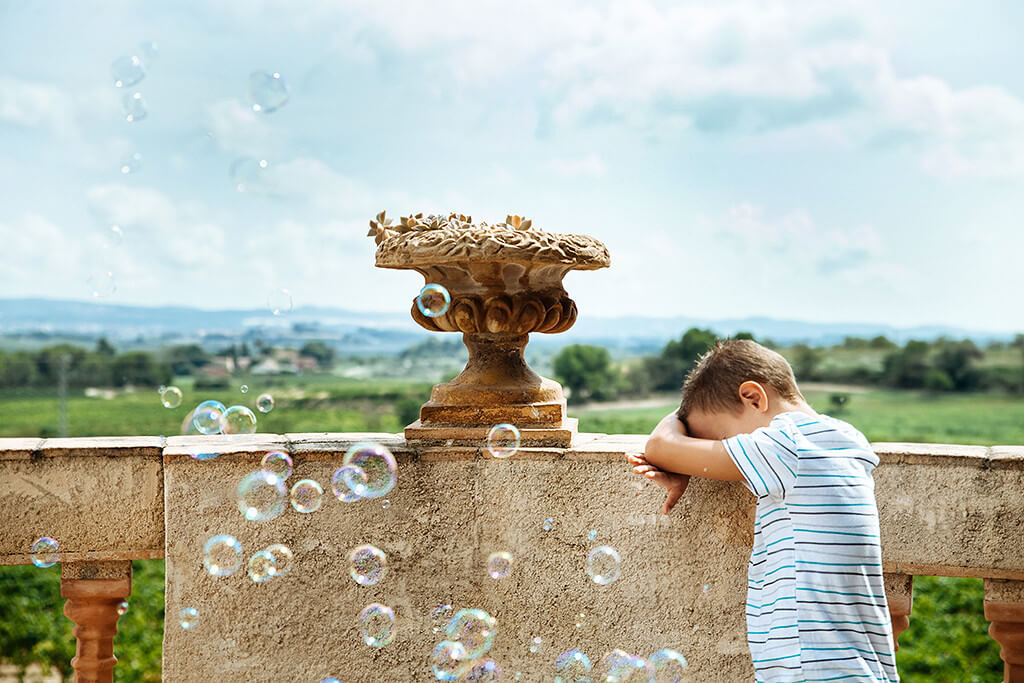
[644,412,744,481]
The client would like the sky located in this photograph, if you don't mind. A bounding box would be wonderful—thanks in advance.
[1,0,1023,331]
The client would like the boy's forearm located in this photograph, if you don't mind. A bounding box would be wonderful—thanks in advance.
[644,412,744,481]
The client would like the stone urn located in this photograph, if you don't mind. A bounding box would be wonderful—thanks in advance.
[369,212,610,447]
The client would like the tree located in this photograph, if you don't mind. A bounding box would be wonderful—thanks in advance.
[791,344,820,382]
[0,351,38,387]
[882,340,930,389]
[924,369,954,392]
[1011,334,1024,394]
[732,331,756,341]
[165,345,211,376]
[95,338,117,357]
[932,339,983,391]
[112,352,172,388]
[300,341,336,368]
[645,328,718,392]
[552,344,619,403]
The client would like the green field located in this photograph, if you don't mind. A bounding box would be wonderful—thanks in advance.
[1,381,1019,681]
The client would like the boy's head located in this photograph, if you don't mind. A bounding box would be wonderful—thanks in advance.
[677,339,804,440]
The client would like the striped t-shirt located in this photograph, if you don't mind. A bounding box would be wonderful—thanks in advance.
[723,411,898,683]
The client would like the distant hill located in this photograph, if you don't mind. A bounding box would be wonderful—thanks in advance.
[0,298,1012,353]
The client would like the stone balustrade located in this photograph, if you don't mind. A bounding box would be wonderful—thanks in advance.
[1,435,1023,682]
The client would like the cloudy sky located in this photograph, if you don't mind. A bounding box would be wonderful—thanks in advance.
[2,0,1023,331]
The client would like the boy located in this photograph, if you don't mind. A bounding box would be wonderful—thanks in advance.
[629,340,898,682]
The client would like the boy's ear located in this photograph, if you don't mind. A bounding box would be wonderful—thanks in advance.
[738,381,769,413]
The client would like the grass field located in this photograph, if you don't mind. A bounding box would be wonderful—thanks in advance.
[1,380,1019,681]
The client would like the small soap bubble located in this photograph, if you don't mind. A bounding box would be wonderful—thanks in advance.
[111,55,145,87]
[202,534,242,577]
[542,517,554,531]
[265,543,293,577]
[358,603,395,647]
[179,607,199,630]
[267,288,293,315]
[106,225,124,246]
[342,442,397,498]
[240,384,249,394]
[486,551,513,580]
[431,604,454,634]
[530,636,543,654]
[601,650,652,681]
[349,544,387,586]
[121,91,147,122]
[117,601,129,616]
[586,545,621,585]
[320,679,342,683]
[575,611,586,629]
[237,470,287,522]
[701,583,710,594]
[86,267,116,298]
[331,464,368,502]
[465,659,502,681]
[416,283,450,317]
[290,478,324,513]
[648,649,688,682]
[248,70,289,113]
[381,499,391,509]
[247,550,276,583]
[486,424,520,458]
[446,608,497,659]
[231,157,272,194]
[136,40,159,68]
[554,649,592,682]
[193,400,226,434]
[30,537,59,568]
[222,405,257,434]
[587,529,598,543]
[160,386,182,409]
[261,451,293,480]
[119,151,143,174]
[256,393,274,413]
[431,640,469,681]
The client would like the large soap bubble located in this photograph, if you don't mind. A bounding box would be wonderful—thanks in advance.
[237,470,287,522]
[446,608,497,660]
[342,442,397,498]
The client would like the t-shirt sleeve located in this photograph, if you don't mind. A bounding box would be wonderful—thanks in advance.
[722,424,799,499]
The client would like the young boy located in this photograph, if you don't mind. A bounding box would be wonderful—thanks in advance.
[629,340,898,682]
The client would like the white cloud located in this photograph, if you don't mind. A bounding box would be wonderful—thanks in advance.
[548,153,607,178]
[204,98,280,157]
[0,76,79,137]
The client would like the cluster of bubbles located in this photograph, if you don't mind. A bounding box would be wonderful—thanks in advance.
[430,608,499,680]
[230,71,289,195]
[200,533,293,585]
[110,41,158,123]
[552,647,688,682]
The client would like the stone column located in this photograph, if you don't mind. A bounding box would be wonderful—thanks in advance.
[884,572,913,651]
[60,560,132,683]
[985,579,1024,683]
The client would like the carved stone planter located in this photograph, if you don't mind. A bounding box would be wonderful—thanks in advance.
[370,213,610,447]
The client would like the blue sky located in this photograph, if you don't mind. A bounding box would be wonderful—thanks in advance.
[2,0,1023,331]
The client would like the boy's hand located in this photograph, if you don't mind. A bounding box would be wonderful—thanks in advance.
[627,452,691,514]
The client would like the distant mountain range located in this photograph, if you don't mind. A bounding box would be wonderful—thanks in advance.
[0,298,1013,353]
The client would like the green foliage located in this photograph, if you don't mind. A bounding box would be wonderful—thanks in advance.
[163,344,211,376]
[0,564,73,680]
[883,340,931,389]
[924,369,955,392]
[645,327,718,391]
[553,344,619,403]
[299,341,336,368]
[791,343,821,381]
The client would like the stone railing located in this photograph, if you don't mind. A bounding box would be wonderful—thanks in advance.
[1,435,1023,682]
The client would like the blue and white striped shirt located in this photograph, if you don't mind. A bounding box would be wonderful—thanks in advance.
[723,412,899,683]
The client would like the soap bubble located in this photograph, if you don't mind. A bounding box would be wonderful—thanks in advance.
[86,267,116,298]
[203,534,242,577]
[160,386,182,409]
[586,545,621,585]
[231,157,272,194]
[587,529,598,543]
[358,603,395,647]
[486,424,520,458]
[530,636,543,654]
[465,659,502,681]
[106,225,124,246]
[261,451,293,480]
[349,544,387,586]
[446,608,497,659]
[342,442,397,498]
[256,393,275,413]
[701,583,710,594]
[248,71,289,113]
[416,283,450,317]
[136,40,159,68]
[320,679,341,683]
[120,151,143,174]
[648,649,688,682]
[381,499,391,509]
[431,640,469,681]
[121,91,147,122]
[486,551,513,579]
[222,405,257,435]
[554,649,592,682]
[290,478,324,513]
[542,517,554,531]
[240,384,249,394]
[431,604,454,633]
[193,400,226,434]
[267,287,292,315]
[600,650,652,681]
[117,601,129,615]
[30,537,59,568]
[575,611,586,629]
[331,464,368,502]
[111,55,145,87]
[237,470,287,522]
[247,550,276,583]
[189,447,220,461]
[265,543,293,577]
[179,607,199,630]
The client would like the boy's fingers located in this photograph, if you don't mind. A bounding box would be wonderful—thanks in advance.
[633,464,657,474]
[663,487,684,514]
